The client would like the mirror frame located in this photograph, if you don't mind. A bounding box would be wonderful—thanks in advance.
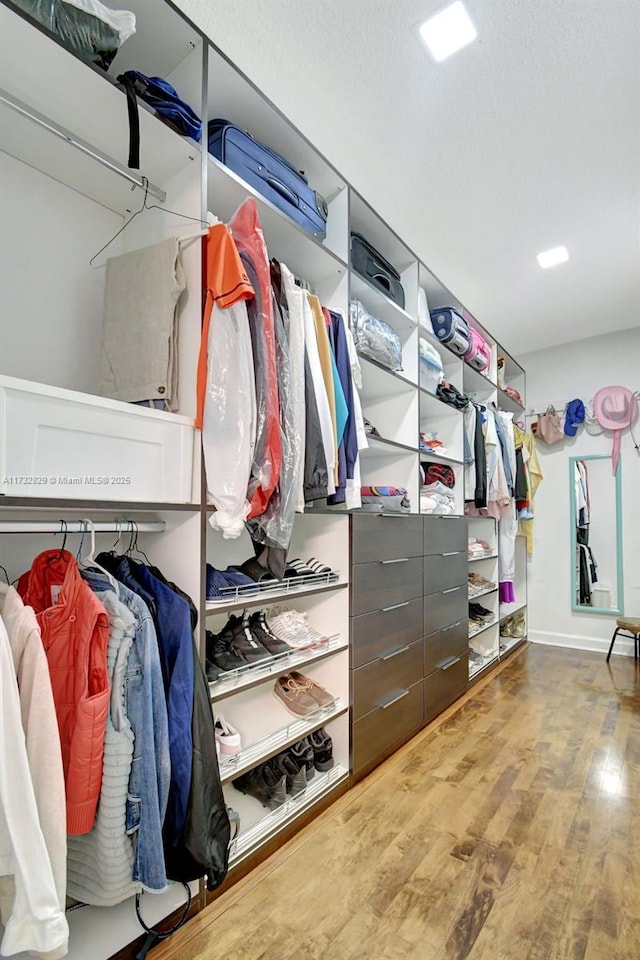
[569,454,624,615]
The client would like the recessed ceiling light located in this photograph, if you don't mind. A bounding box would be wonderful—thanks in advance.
[537,246,569,269]
[419,2,477,63]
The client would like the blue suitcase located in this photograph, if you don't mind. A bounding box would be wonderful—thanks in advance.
[208,119,328,239]
[429,308,470,357]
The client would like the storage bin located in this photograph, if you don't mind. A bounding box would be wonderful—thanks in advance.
[0,376,194,502]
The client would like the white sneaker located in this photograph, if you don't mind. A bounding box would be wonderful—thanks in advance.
[268,611,328,649]
[215,715,242,756]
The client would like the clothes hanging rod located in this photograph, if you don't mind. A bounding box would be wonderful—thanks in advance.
[0,88,167,205]
[0,521,165,535]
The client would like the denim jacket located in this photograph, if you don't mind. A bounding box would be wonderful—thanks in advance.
[82,568,170,892]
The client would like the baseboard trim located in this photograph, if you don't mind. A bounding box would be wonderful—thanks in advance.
[528,629,634,657]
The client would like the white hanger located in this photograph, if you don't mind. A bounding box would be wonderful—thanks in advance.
[78,518,119,595]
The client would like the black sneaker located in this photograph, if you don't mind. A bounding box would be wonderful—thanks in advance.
[309,727,334,772]
[206,629,246,680]
[233,763,287,810]
[248,611,292,656]
[471,602,493,621]
[289,737,315,781]
[268,752,306,796]
[224,614,272,664]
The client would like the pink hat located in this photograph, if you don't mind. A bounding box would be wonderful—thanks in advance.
[593,386,638,474]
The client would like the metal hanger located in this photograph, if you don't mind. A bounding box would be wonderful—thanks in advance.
[89,177,210,267]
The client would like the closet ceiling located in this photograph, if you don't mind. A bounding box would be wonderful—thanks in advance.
[175,0,640,356]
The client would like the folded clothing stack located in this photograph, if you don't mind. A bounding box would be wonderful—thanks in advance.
[419,431,448,456]
[467,538,493,559]
[420,462,456,515]
[419,338,444,394]
[360,485,411,514]
[436,380,468,411]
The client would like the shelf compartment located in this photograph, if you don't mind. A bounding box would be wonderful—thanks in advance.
[209,635,347,702]
[358,355,418,396]
[468,618,499,639]
[468,585,498,600]
[350,270,417,336]
[228,764,348,867]
[468,653,498,680]
[499,636,527,658]
[205,578,348,615]
[207,156,347,287]
[0,3,200,214]
[468,552,498,562]
[497,387,525,415]
[360,436,419,459]
[418,448,464,466]
[217,699,348,785]
[463,362,497,401]
[499,601,527,621]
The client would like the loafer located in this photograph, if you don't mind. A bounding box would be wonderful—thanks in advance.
[273,674,319,717]
[288,670,335,708]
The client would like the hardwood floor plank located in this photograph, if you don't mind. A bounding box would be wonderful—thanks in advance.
[151,645,639,960]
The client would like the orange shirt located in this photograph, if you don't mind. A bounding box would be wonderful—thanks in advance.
[195,224,254,430]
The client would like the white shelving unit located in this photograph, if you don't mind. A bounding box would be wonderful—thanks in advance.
[0,2,527,957]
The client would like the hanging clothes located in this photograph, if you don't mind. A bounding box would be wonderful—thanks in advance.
[344,322,367,510]
[473,405,488,508]
[328,310,358,508]
[308,294,339,487]
[195,223,257,539]
[463,403,477,501]
[301,288,336,496]
[0,616,69,960]
[229,198,282,520]
[498,499,519,603]
[66,587,139,907]
[17,550,110,836]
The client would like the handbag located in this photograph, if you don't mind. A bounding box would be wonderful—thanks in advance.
[537,405,564,444]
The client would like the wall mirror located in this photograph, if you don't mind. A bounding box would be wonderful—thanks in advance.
[569,455,624,614]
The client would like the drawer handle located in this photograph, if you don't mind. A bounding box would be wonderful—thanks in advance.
[441,619,465,632]
[438,656,461,671]
[380,558,409,565]
[380,601,410,613]
[379,688,410,710]
[441,552,459,557]
[380,644,410,661]
[442,586,461,594]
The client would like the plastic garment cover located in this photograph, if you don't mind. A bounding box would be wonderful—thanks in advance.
[350,299,402,372]
[245,277,297,567]
[12,0,136,69]
[229,199,282,520]
[302,290,336,496]
[419,337,444,394]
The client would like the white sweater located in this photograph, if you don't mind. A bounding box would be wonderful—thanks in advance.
[0,616,69,958]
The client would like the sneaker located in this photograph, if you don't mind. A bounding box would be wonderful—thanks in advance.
[223,614,272,664]
[268,752,306,796]
[214,715,242,756]
[469,602,493,622]
[308,727,334,772]
[268,610,328,650]
[289,738,315,781]
[206,629,246,680]
[287,670,335,708]
[248,611,292,656]
[233,763,287,810]
[273,674,319,717]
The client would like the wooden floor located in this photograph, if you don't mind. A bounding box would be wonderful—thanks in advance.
[154,644,640,960]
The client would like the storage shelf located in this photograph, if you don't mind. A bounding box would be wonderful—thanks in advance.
[206,579,348,615]
[0,3,200,214]
[209,635,347,702]
[358,355,418,396]
[419,386,464,420]
[468,585,498,600]
[418,447,464,465]
[499,601,527,621]
[468,617,498,639]
[228,763,348,867]
[497,388,525,415]
[499,636,527,658]
[468,653,498,680]
[218,699,347,784]
[350,270,416,335]
[0,496,201,512]
[360,435,419,459]
[463,363,497,401]
[207,156,347,284]
[468,552,498,562]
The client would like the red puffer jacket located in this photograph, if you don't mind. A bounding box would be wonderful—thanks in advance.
[18,550,110,835]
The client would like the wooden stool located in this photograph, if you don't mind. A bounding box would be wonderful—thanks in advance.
[606,617,640,662]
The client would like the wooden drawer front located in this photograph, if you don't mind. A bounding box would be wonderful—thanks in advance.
[353,639,423,722]
[352,597,423,668]
[353,680,424,775]
[424,619,468,677]
[423,517,467,556]
[424,654,468,723]
[423,552,466,595]
[423,586,467,636]
[352,514,423,564]
[352,557,423,618]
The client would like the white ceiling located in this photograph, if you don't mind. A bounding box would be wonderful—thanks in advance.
[175,0,640,357]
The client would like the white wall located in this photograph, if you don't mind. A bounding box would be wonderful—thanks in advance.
[521,327,640,655]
